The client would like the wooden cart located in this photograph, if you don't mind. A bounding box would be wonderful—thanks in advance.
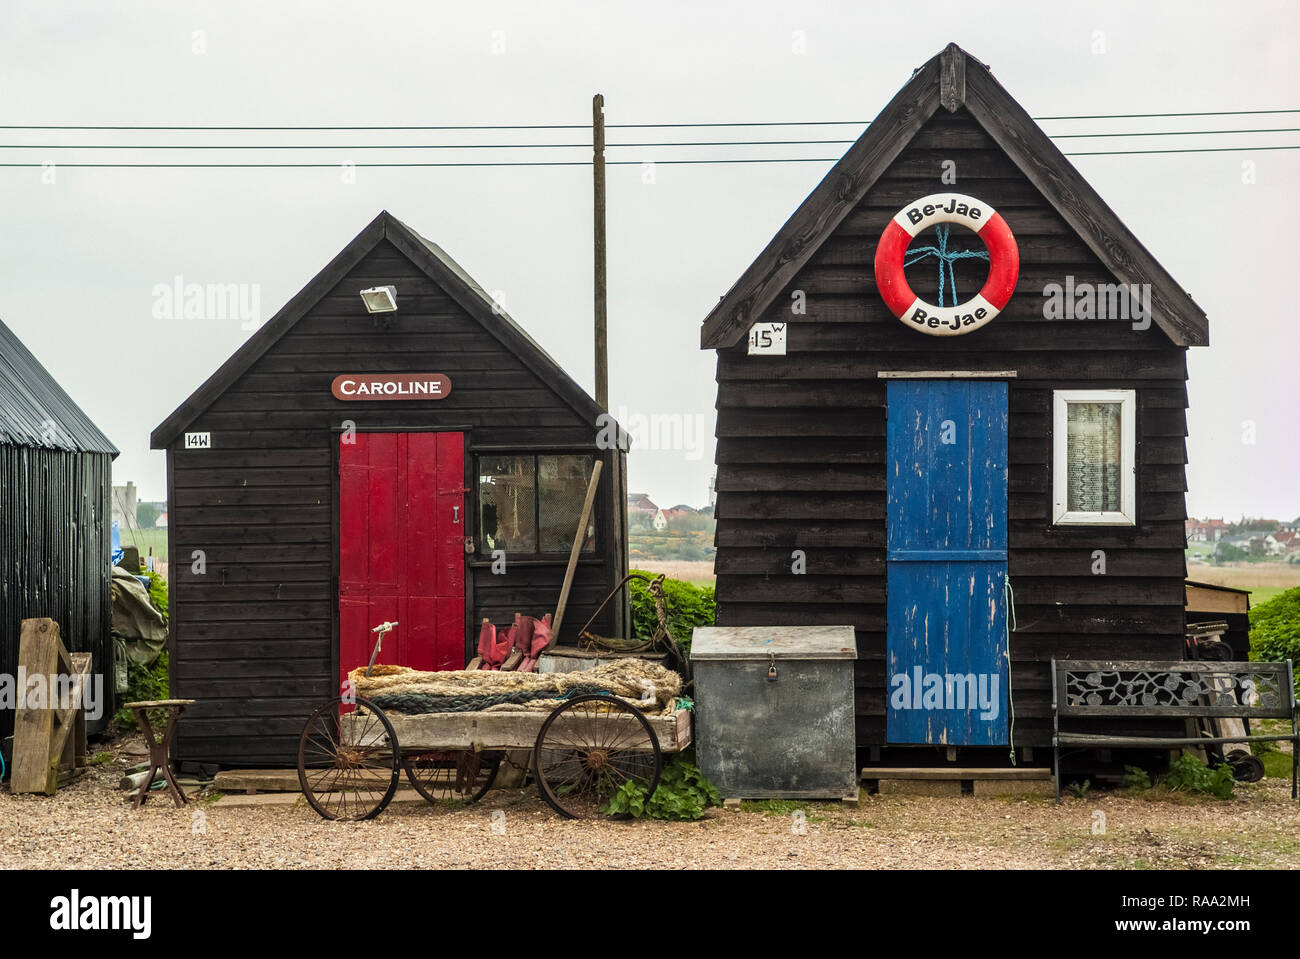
[297,693,692,821]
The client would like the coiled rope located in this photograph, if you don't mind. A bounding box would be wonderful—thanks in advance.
[369,683,614,715]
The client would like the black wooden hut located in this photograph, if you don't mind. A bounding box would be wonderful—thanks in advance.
[151,211,628,767]
[1,317,117,742]
[700,44,1208,768]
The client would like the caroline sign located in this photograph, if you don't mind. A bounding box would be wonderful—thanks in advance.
[330,373,452,401]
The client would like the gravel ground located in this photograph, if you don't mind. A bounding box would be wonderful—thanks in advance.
[3,739,1297,869]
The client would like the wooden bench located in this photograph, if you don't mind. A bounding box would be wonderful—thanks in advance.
[1051,659,1298,803]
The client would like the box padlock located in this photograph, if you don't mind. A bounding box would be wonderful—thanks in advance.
[767,652,778,682]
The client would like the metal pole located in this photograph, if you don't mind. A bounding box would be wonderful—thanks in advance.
[593,93,608,410]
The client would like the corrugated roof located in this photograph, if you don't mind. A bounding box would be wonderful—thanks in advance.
[0,316,118,454]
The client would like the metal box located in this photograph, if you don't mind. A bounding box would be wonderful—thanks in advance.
[691,625,857,800]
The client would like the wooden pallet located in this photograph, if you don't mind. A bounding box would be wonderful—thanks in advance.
[11,619,90,796]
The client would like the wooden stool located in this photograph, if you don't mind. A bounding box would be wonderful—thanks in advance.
[123,699,195,808]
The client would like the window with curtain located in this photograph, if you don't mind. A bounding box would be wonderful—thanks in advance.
[1065,402,1122,512]
[1052,390,1135,525]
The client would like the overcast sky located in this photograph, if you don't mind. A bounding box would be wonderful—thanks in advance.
[1,1,1296,520]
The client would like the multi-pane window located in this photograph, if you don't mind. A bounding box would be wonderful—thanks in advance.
[1052,390,1135,525]
[478,454,597,555]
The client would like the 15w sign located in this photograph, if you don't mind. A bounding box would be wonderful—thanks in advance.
[747,322,787,355]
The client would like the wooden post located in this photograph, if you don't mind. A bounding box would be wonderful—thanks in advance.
[550,460,603,647]
[593,93,608,410]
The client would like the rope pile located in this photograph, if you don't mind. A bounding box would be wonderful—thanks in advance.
[349,659,683,716]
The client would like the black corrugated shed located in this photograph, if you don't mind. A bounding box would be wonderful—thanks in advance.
[0,316,117,740]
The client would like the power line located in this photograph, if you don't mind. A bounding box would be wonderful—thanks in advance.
[5,128,1299,151]
[1050,126,1300,139]
[1,108,1297,132]
[2,144,1297,169]
[1064,144,1300,156]
[1036,109,1300,120]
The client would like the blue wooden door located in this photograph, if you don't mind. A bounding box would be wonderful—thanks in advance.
[886,380,1008,745]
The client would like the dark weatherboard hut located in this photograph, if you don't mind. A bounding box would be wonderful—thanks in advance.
[700,44,1208,770]
[1,317,117,742]
[152,212,628,767]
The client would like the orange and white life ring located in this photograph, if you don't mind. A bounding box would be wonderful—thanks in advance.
[873,192,1019,335]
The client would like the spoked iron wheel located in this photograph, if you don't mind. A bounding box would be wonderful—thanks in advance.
[402,750,502,804]
[533,694,661,819]
[297,696,400,821]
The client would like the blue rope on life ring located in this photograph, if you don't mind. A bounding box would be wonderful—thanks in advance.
[904,224,991,307]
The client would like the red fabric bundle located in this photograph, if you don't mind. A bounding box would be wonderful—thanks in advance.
[476,619,512,669]
[518,613,552,672]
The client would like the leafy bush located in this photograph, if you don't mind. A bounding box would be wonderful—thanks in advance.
[144,571,169,620]
[1158,754,1236,799]
[1121,765,1152,791]
[1249,586,1300,689]
[603,755,722,821]
[629,570,715,654]
[1124,756,1235,799]
[114,651,170,730]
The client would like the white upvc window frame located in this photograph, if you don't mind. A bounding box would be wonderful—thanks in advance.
[1052,389,1136,526]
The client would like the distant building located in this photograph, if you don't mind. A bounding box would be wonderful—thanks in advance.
[1185,517,1228,542]
[111,480,138,529]
[628,493,660,516]
[1265,531,1300,556]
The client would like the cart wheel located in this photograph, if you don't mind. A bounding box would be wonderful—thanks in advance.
[533,694,661,820]
[298,696,400,821]
[402,750,502,804]
[1225,749,1266,783]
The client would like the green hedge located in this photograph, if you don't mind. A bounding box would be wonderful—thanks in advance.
[1249,585,1300,692]
[629,570,715,652]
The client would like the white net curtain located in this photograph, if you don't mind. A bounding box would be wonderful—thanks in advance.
[1065,401,1122,513]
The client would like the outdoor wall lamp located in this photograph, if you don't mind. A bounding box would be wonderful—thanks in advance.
[360,285,398,313]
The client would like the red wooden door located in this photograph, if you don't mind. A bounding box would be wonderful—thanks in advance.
[338,432,466,688]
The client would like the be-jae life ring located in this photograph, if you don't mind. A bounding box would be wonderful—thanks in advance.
[873,192,1019,335]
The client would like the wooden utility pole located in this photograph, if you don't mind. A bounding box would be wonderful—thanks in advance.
[593,93,608,409]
